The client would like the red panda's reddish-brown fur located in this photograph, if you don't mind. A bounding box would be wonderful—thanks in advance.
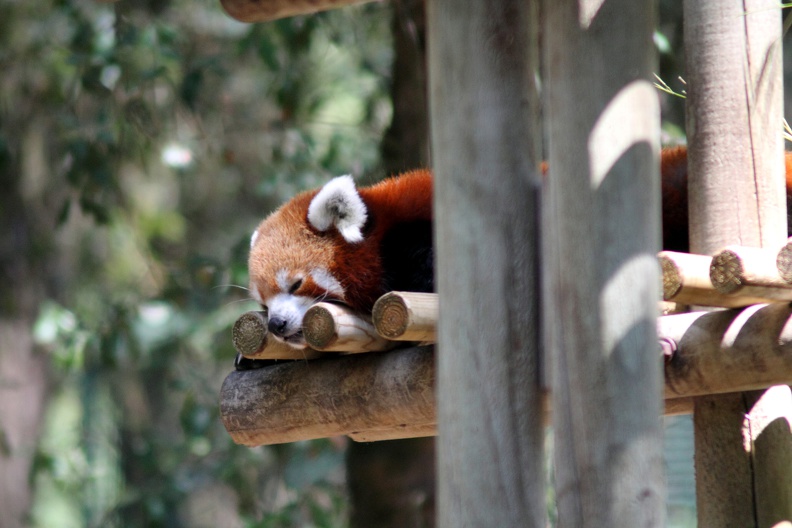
[321,169,432,311]
[249,170,432,346]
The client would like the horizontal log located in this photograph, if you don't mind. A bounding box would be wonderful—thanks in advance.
[710,245,792,300]
[303,302,395,353]
[220,345,436,445]
[660,303,792,399]
[372,291,438,342]
[659,251,768,308]
[232,311,321,360]
[220,0,373,22]
[222,303,792,446]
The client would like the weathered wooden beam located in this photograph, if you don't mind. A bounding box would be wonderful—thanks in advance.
[220,345,435,446]
[220,0,373,23]
[372,291,437,342]
[302,302,395,353]
[232,310,321,360]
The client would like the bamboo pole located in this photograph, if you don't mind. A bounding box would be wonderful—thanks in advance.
[302,302,395,353]
[232,311,321,360]
[372,291,437,342]
[220,0,372,23]
[710,245,792,300]
[220,346,436,445]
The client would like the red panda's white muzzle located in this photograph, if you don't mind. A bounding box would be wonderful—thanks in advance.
[264,293,315,348]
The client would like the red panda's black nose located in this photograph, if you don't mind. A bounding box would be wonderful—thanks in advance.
[268,316,288,337]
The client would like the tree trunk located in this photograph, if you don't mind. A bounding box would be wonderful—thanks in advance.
[0,120,52,528]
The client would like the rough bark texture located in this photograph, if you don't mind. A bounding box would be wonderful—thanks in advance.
[544,0,665,525]
[220,346,436,445]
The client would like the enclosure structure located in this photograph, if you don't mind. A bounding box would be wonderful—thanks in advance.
[218,0,792,526]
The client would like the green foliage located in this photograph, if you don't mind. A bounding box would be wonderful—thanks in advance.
[4,0,396,525]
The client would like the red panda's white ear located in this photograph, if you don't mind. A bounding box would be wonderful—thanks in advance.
[307,175,368,243]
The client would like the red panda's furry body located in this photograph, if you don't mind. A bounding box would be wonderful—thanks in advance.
[248,148,792,349]
[249,170,433,348]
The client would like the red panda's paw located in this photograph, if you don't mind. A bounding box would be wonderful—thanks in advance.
[307,175,368,243]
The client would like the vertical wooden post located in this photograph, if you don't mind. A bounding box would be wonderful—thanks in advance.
[683,1,792,525]
[544,0,665,525]
[428,0,545,526]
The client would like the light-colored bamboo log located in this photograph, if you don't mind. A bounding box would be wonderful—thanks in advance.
[659,250,770,307]
[302,302,395,353]
[372,291,437,342]
[232,311,321,360]
[220,0,372,23]
[220,345,436,446]
[775,236,792,283]
[710,245,792,300]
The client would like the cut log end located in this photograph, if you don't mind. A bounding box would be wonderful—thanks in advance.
[778,241,792,283]
[659,253,683,299]
[303,304,337,349]
[232,311,267,356]
[710,249,743,294]
[372,292,438,342]
[232,310,322,360]
[372,293,410,339]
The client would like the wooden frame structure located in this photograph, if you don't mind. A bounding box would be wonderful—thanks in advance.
[218,0,792,525]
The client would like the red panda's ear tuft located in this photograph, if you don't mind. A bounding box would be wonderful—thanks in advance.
[307,175,368,243]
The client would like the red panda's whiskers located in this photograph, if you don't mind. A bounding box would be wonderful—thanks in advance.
[215,284,251,292]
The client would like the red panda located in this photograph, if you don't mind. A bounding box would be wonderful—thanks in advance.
[249,170,433,348]
[248,148,792,350]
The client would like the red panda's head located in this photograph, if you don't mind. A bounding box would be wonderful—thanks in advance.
[248,176,372,349]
